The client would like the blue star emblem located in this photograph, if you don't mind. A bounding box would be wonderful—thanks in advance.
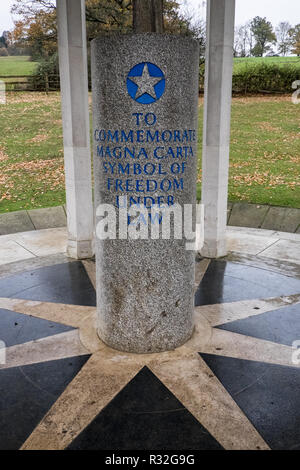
[127,62,165,104]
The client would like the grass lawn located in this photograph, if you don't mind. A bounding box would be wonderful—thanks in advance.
[0,92,299,213]
[197,95,300,207]
[233,56,300,73]
[0,93,65,212]
[0,56,39,77]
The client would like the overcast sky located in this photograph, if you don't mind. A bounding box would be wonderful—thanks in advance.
[1,0,299,34]
[182,0,300,26]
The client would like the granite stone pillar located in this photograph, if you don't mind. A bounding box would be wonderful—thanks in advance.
[201,0,235,258]
[56,0,94,259]
[92,34,199,353]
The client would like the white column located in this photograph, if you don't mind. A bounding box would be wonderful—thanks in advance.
[56,0,94,259]
[201,0,235,258]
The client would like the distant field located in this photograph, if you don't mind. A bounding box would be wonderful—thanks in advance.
[0,56,38,78]
[1,55,299,78]
[233,56,300,73]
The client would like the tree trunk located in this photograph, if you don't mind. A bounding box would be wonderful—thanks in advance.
[133,0,164,33]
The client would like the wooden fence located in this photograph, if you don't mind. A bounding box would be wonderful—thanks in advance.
[0,74,60,92]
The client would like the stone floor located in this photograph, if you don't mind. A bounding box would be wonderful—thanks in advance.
[0,227,299,450]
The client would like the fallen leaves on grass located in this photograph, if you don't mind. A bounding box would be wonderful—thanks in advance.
[26,134,49,143]
[0,148,8,162]
[6,91,60,105]
[260,151,300,163]
[282,133,300,142]
[7,159,64,184]
[258,122,280,132]
[230,161,252,169]
[197,169,202,183]
[1,91,299,210]
[0,158,65,202]
[232,171,299,189]
[231,95,293,104]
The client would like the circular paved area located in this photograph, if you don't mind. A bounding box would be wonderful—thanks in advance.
[0,228,299,450]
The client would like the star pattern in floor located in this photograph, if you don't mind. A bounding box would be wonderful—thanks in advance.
[0,256,299,450]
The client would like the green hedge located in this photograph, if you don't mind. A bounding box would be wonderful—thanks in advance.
[29,53,60,91]
[28,57,300,95]
[199,62,300,94]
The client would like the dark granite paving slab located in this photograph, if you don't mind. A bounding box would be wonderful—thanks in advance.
[0,261,96,306]
[68,366,223,450]
[195,260,300,306]
[217,303,300,347]
[200,354,300,450]
[0,308,74,347]
[0,355,91,450]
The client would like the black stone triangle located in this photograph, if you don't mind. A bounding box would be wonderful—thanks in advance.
[68,366,223,450]
[200,353,300,450]
[216,302,300,346]
[0,308,75,347]
[0,261,96,306]
[0,354,91,450]
[195,260,300,306]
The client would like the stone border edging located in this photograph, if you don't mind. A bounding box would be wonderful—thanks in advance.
[227,202,300,234]
[0,202,299,236]
[0,206,67,235]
